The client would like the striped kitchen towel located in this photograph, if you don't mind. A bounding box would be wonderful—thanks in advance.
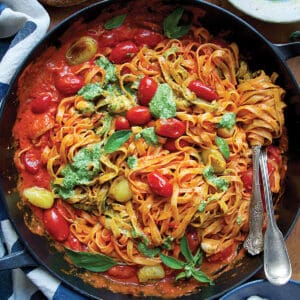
[0,1,89,299]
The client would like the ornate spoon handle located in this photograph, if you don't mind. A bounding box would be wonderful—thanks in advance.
[244,145,264,255]
[260,148,291,285]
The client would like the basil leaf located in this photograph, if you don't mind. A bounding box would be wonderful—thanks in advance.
[192,248,203,266]
[104,14,127,30]
[127,155,138,169]
[65,248,116,272]
[149,83,176,119]
[141,127,159,145]
[78,83,103,101]
[217,112,236,129]
[180,235,193,263]
[175,271,187,281]
[216,136,230,159]
[104,130,132,153]
[191,269,214,285]
[138,242,160,258]
[160,253,185,270]
[163,8,191,39]
[96,56,117,84]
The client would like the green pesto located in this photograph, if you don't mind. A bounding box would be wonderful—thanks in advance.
[149,83,177,119]
[217,112,236,130]
[54,143,102,199]
[127,155,138,169]
[78,83,103,101]
[96,56,117,84]
[215,136,230,159]
[141,127,159,145]
[203,166,229,191]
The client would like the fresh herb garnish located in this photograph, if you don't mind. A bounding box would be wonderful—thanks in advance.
[104,130,132,153]
[78,83,103,100]
[138,242,160,258]
[65,248,116,272]
[149,83,176,119]
[217,112,236,130]
[159,235,213,284]
[104,14,127,30]
[163,8,191,39]
[215,136,230,159]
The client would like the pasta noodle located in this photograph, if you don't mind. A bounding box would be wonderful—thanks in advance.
[13,0,286,297]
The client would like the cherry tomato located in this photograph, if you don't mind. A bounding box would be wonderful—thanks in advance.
[155,118,186,138]
[109,41,138,64]
[107,265,136,279]
[22,149,41,175]
[163,139,189,152]
[134,29,163,48]
[43,207,70,242]
[147,170,173,197]
[54,73,84,95]
[186,231,200,253]
[188,80,218,101]
[65,233,83,251]
[137,76,158,106]
[99,25,134,47]
[240,169,253,193]
[207,243,236,263]
[267,145,281,165]
[126,106,152,126]
[115,116,131,130]
[31,93,52,114]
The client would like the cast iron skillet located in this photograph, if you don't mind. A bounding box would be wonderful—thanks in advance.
[0,0,300,299]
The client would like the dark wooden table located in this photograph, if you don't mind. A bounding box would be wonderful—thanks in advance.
[42,0,300,281]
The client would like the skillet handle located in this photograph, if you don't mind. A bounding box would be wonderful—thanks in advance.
[273,42,300,60]
[0,249,38,270]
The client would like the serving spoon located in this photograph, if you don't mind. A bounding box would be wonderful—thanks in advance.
[243,145,264,255]
[259,148,292,285]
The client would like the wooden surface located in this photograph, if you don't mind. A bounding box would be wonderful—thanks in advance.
[41,0,300,281]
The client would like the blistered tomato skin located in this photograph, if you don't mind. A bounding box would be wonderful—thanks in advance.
[126,106,152,126]
[155,118,186,138]
[137,76,158,106]
[107,265,136,279]
[43,207,70,242]
[147,170,173,197]
[54,73,84,95]
[31,93,52,114]
[109,41,139,64]
[134,29,163,48]
[163,139,189,152]
[115,116,131,130]
[188,80,218,101]
[22,150,41,175]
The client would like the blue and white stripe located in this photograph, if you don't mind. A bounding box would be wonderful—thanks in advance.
[0,1,89,299]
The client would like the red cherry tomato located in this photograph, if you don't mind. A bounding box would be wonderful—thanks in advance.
[115,116,130,130]
[65,233,83,251]
[186,231,200,253]
[163,139,189,152]
[43,207,70,242]
[109,41,138,64]
[155,118,186,138]
[240,169,253,193]
[99,25,134,47]
[31,93,52,114]
[107,265,136,279]
[126,106,152,126]
[134,29,163,48]
[188,80,218,101]
[54,73,84,95]
[22,149,41,175]
[137,76,158,106]
[267,145,281,165]
[207,243,236,263]
[147,170,173,197]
